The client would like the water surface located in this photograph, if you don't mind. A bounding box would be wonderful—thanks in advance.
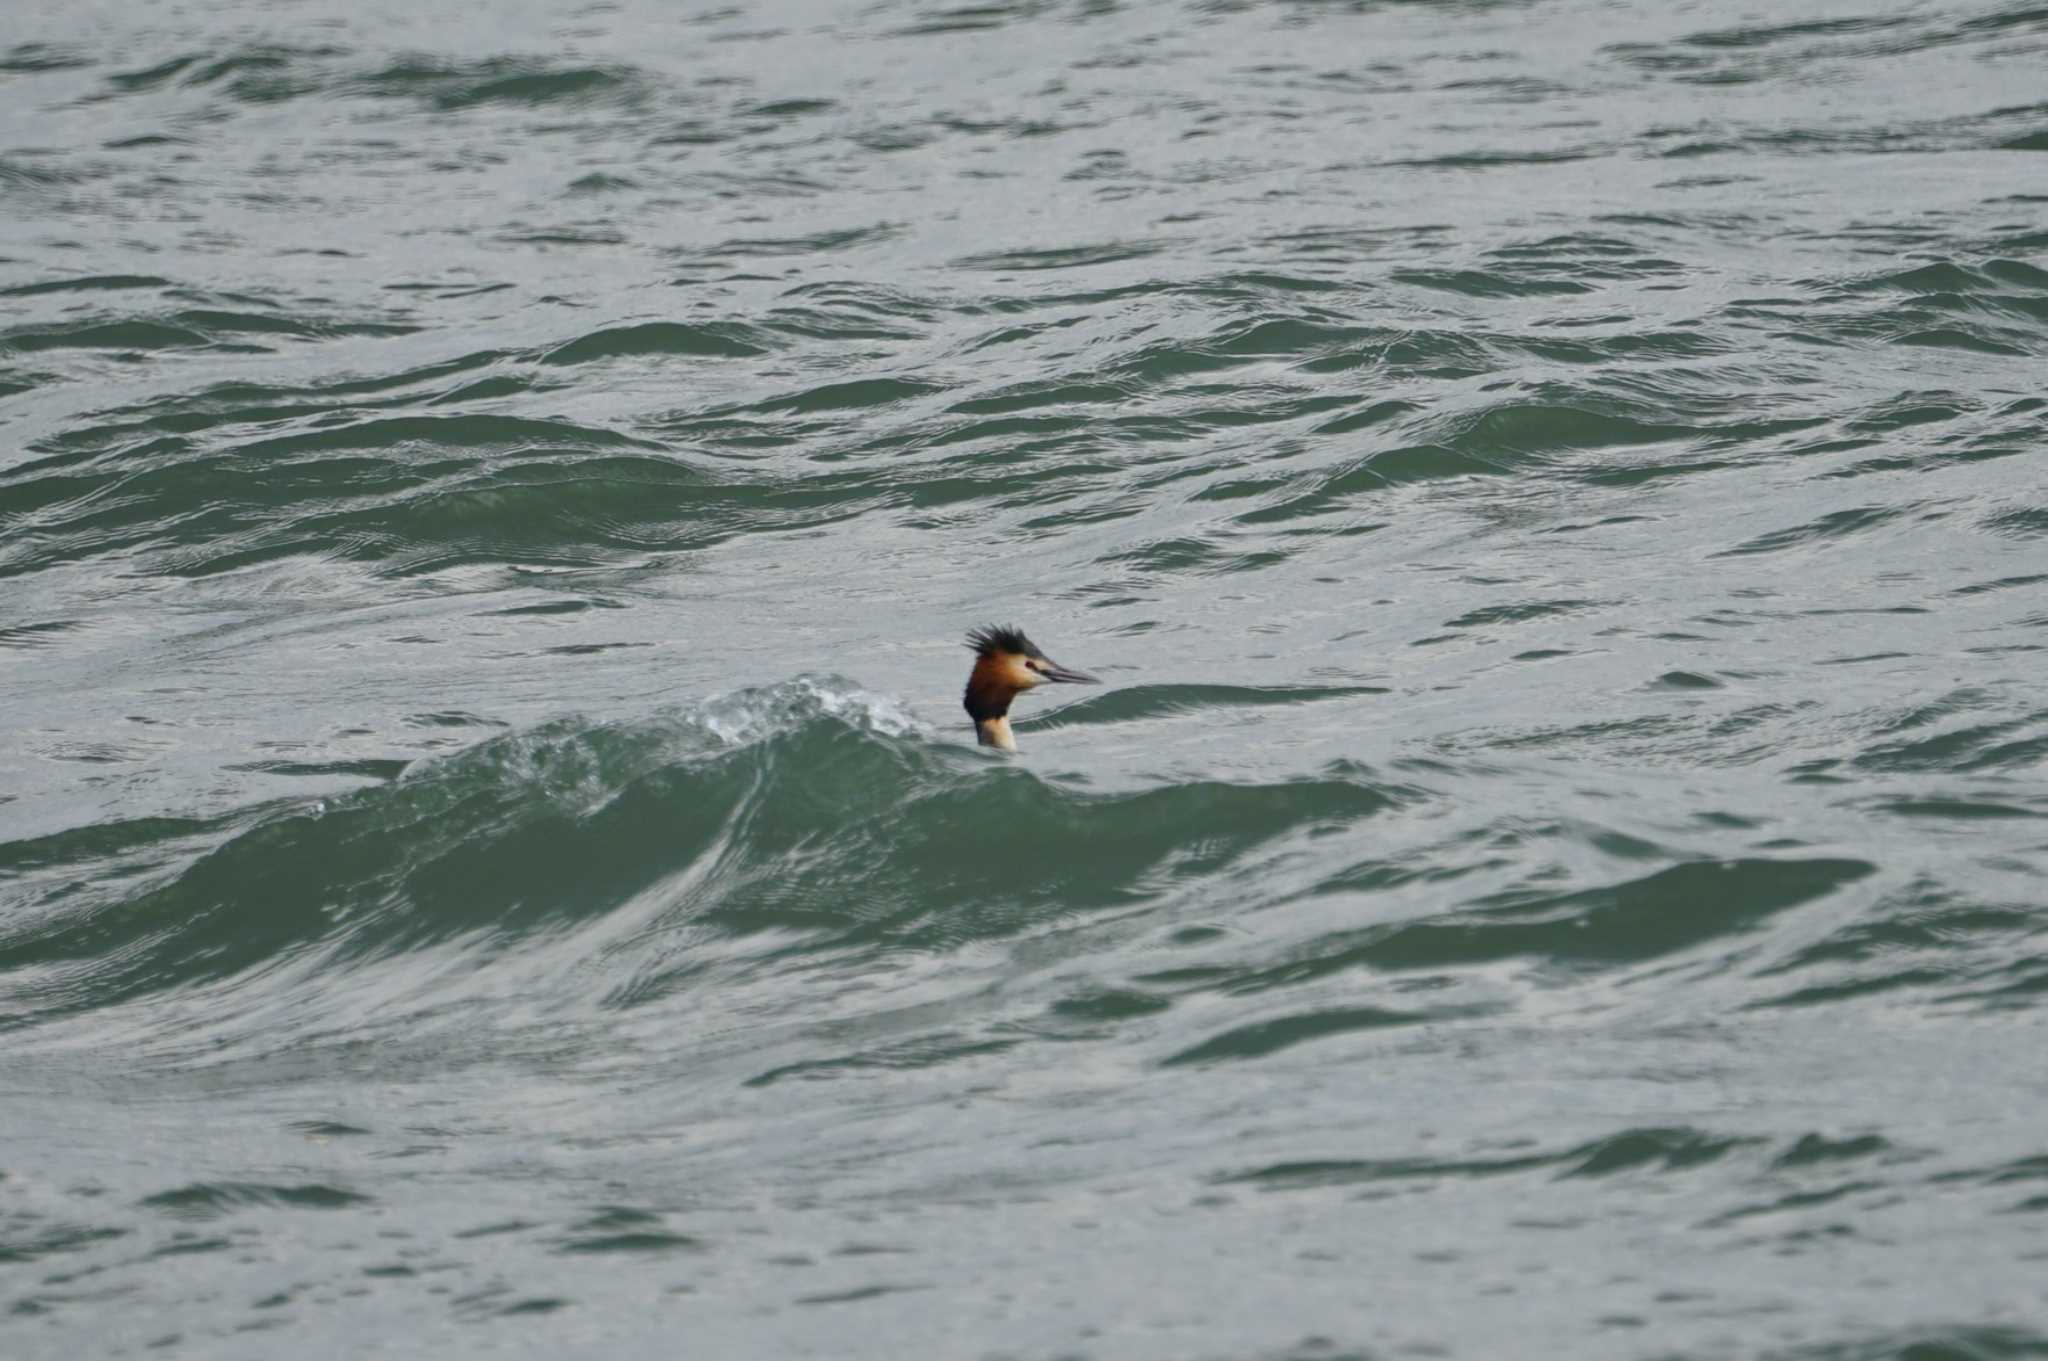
[5,0,2048,1356]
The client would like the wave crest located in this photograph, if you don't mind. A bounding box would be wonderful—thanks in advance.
[0,677,1418,1055]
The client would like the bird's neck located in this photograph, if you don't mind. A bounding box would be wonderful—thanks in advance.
[975,715,1017,752]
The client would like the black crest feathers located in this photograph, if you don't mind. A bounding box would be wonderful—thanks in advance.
[966,624,1041,659]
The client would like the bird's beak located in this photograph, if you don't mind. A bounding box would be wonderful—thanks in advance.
[1039,660,1100,685]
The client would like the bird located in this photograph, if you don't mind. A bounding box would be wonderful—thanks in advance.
[961,624,1099,752]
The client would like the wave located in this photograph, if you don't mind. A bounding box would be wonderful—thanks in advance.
[11,664,2015,1080]
[0,678,1418,1050]
[1019,682,1391,730]
[8,219,2043,594]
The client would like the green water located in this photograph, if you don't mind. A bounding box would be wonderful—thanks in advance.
[4,0,2047,1356]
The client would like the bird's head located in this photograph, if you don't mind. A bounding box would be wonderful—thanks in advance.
[962,625,1099,749]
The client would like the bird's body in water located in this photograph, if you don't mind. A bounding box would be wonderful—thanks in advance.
[962,625,1099,752]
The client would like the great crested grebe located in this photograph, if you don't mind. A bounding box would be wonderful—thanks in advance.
[962,624,1099,752]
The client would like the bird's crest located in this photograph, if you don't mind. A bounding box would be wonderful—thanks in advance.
[965,624,1040,659]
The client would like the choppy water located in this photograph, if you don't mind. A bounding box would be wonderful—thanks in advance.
[5,0,2048,1354]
